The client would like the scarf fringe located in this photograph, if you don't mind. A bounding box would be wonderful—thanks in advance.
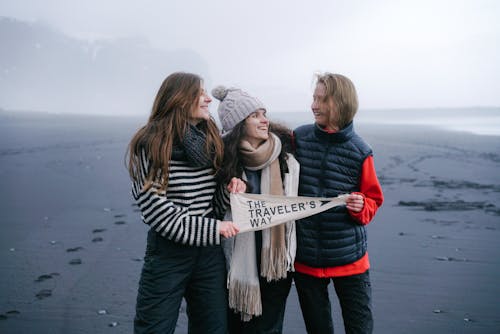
[260,245,288,282]
[228,279,262,322]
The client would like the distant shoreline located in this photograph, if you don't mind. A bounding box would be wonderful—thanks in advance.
[2,107,499,137]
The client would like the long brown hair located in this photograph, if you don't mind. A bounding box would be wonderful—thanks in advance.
[127,72,223,191]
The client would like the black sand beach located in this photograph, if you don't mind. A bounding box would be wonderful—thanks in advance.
[1,111,499,333]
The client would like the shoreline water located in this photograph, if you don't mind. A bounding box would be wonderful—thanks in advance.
[1,111,499,333]
[274,107,500,137]
[2,107,500,137]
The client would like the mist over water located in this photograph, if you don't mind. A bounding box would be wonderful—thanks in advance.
[1,15,499,136]
[271,108,500,136]
[357,108,500,136]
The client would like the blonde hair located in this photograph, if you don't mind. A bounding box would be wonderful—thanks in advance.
[316,73,358,129]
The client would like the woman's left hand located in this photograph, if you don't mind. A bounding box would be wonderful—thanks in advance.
[227,177,246,193]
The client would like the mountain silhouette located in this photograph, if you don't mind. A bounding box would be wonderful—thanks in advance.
[0,16,210,115]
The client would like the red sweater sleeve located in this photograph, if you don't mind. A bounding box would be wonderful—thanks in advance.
[348,155,384,225]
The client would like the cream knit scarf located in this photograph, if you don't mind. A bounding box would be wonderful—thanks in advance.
[225,133,288,321]
[240,133,288,281]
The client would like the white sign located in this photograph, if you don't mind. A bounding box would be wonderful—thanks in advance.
[230,193,349,233]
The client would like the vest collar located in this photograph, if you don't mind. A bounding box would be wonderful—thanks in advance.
[314,121,355,143]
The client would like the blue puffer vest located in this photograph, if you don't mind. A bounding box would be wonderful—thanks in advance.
[294,122,372,267]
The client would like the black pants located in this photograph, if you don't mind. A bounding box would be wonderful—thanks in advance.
[228,274,292,334]
[134,230,228,334]
[294,270,373,334]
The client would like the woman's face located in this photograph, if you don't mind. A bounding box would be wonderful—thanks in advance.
[190,85,212,124]
[311,83,338,130]
[242,109,269,148]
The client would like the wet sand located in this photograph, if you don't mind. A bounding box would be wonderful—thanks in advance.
[1,111,499,333]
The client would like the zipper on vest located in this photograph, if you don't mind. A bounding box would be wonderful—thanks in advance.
[318,142,332,197]
[315,142,332,264]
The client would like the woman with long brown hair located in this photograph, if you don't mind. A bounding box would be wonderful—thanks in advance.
[128,72,241,333]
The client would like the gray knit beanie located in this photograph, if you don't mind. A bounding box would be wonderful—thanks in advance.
[212,86,266,134]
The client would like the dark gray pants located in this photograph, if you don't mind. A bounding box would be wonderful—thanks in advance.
[228,274,292,334]
[134,230,228,334]
[294,270,373,334]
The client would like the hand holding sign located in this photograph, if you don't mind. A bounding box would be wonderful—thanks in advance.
[219,220,239,238]
[345,193,364,212]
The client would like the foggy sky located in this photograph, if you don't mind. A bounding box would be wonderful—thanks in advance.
[1,0,500,115]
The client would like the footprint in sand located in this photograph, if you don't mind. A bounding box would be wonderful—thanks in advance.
[36,289,52,300]
[34,273,59,282]
[434,256,468,262]
[92,228,107,233]
[66,246,84,252]
[34,274,53,282]
[0,310,21,319]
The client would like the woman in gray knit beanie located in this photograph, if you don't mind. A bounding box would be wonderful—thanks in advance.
[212,85,300,334]
[212,86,266,136]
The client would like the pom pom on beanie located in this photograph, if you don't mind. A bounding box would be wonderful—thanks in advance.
[211,85,228,101]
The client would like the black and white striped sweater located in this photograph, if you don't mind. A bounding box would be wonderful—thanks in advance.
[132,150,229,247]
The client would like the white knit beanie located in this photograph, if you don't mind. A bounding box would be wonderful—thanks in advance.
[212,86,266,134]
